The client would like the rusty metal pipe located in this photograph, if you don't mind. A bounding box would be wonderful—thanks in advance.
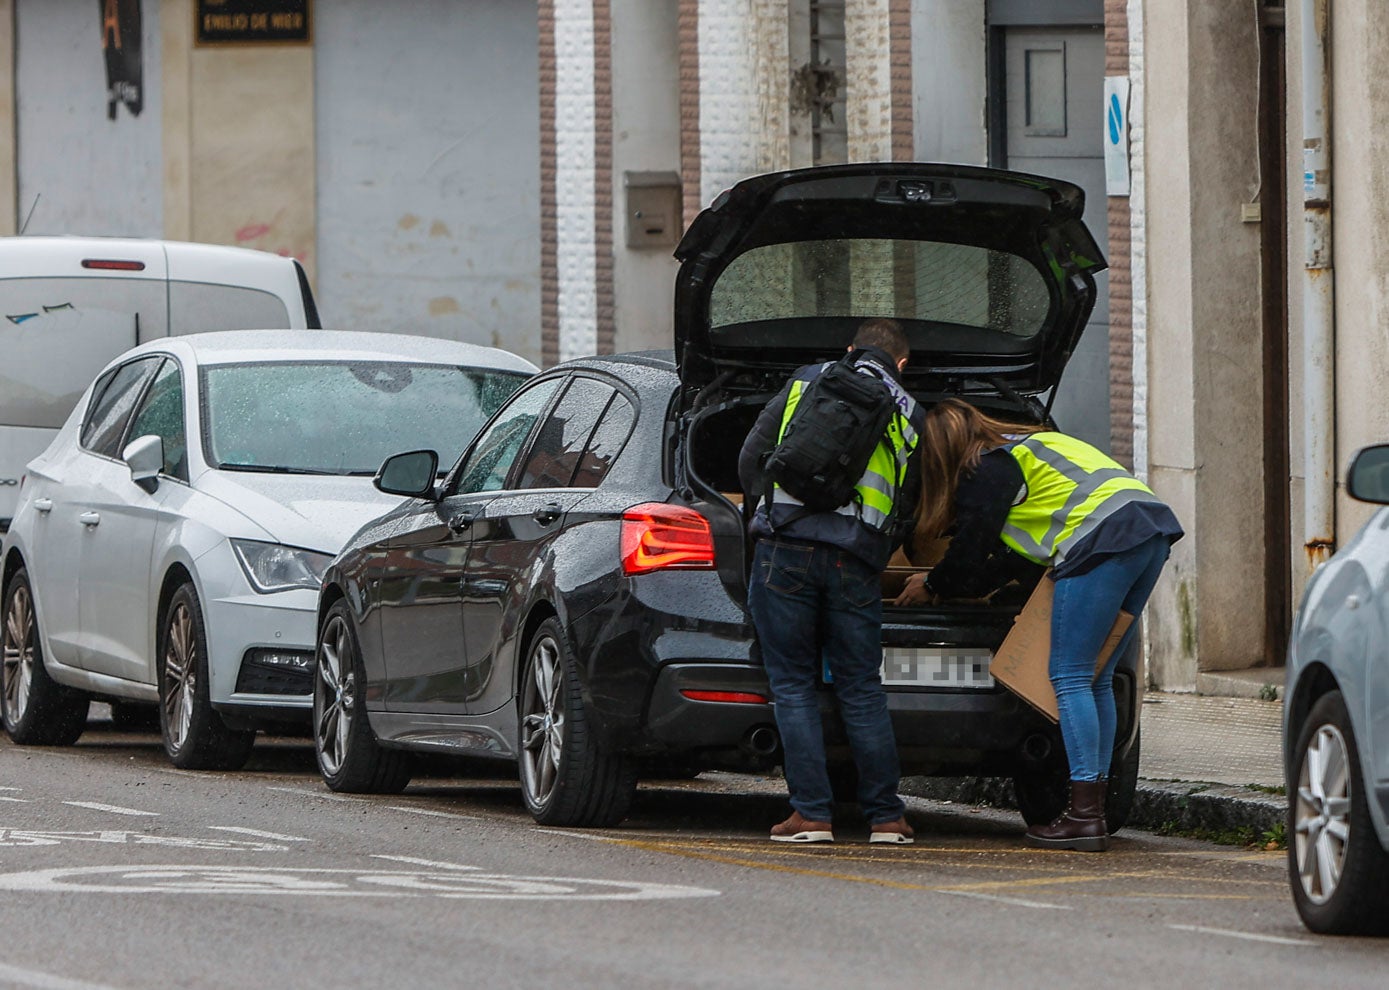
[1302,0,1335,569]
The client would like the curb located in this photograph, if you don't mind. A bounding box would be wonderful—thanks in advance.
[901,776,1285,838]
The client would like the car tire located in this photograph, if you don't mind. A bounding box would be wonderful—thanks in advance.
[1104,727,1141,834]
[1288,690,1389,935]
[157,582,255,771]
[518,617,636,827]
[314,601,412,794]
[1,567,89,746]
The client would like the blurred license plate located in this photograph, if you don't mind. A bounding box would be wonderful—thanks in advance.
[881,647,994,688]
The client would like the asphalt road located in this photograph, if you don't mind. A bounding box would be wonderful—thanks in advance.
[1,717,1385,990]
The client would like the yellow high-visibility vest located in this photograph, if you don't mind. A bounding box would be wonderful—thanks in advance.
[1000,432,1162,565]
[770,365,919,532]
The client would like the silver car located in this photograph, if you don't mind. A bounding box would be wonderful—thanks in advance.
[1285,443,1389,934]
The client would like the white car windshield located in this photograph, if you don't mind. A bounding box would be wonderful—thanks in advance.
[201,361,528,475]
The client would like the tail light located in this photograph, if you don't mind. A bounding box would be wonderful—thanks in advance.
[620,503,715,575]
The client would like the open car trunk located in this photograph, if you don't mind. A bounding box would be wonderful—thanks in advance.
[681,391,1043,622]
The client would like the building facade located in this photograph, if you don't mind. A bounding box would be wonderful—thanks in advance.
[7,1,1373,690]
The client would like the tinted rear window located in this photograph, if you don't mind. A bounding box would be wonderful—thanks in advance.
[709,238,1051,339]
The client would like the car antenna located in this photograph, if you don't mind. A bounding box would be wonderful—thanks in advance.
[18,193,40,235]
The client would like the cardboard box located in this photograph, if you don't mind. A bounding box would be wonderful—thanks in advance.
[989,573,1134,722]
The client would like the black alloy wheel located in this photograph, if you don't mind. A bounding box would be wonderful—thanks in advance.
[1288,690,1389,935]
[1,567,88,745]
[517,616,636,827]
[157,582,255,771]
[313,601,412,793]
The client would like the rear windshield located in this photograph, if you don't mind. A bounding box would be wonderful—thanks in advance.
[201,361,528,475]
[709,238,1052,339]
[0,276,153,428]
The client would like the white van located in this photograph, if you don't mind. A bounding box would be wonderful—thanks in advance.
[0,237,320,529]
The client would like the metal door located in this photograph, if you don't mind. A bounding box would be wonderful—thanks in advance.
[1002,26,1110,451]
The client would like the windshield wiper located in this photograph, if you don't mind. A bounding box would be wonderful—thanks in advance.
[219,464,329,475]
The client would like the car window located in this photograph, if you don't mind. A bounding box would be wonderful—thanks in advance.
[572,392,636,488]
[169,282,291,332]
[80,357,163,458]
[454,378,563,495]
[202,362,528,475]
[516,377,614,490]
[127,360,188,481]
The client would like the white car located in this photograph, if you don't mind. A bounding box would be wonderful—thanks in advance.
[0,330,535,770]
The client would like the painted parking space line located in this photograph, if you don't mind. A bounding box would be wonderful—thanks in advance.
[0,796,30,803]
[0,786,20,791]
[1168,923,1314,946]
[943,889,1071,911]
[208,826,309,842]
[371,854,480,872]
[0,960,123,990]
[265,786,359,803]
[386,806,480,821]
[62,802,158,817]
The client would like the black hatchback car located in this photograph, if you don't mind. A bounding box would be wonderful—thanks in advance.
[313,163,1123,829]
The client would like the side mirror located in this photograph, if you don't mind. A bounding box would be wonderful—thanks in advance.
[122,434,164,494]
[1347,444,1389,504]
[374,449,439,499]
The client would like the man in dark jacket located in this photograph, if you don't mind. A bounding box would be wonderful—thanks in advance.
[738,318,924,844]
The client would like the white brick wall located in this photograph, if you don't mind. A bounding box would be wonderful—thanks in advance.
[846,0,893,161]
[556,0,598,360]
[698,1,761,205]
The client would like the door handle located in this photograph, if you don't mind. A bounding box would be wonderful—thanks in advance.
[447,510,475,534]
[79,511,101,527]
[33,498,53,513]
[533,502,562,526]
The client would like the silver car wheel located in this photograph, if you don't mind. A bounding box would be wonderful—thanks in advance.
[2,583,35,725]
[1295,723,1352,906]
[519,634,565,809]
[162,602,197,752]
[315,614,355,778]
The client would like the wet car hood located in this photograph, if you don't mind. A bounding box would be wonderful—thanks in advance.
[195,470,405,553]
[673,162,1107,403]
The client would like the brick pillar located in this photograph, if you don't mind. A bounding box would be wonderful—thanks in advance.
[1105,0,1134,468]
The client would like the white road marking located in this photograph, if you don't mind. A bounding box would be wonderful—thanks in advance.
[62,802,158,818]
[208,826,309,842]
[0,830,283,852]
[0,786,20,791]
[386,805,480,821]
[0,864,721,901]
[265,786,359,803]
[1168,923,1314,946]
[0,961,122,990]
[371,854,479,872]
[943,889,1072,911]
[0,796,30,803]
[533,828,619,842]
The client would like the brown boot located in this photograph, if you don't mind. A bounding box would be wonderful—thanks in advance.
[1024,780,1108,851]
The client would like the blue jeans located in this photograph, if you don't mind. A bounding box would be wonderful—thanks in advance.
[748,538,905,824]
[1050,535,1171,782]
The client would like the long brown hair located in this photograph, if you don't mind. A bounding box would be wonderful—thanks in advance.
[915,398,1041,542]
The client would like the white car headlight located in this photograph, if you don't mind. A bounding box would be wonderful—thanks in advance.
[231,540,334,594]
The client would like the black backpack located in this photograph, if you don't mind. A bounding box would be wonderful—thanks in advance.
[762,352,900,515]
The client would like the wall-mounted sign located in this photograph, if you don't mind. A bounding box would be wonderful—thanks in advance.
[1103,75,1131,197]
[102,0,143,120]
[195,0,311,46]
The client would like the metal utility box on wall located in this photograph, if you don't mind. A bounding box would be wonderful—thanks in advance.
[625,171,681,249]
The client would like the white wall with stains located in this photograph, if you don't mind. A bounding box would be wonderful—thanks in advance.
[314,1,541,363]
[15,0,162,237]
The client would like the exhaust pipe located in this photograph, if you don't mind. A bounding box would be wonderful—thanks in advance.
[1020,733,1053,765]
[742,725,780,757]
